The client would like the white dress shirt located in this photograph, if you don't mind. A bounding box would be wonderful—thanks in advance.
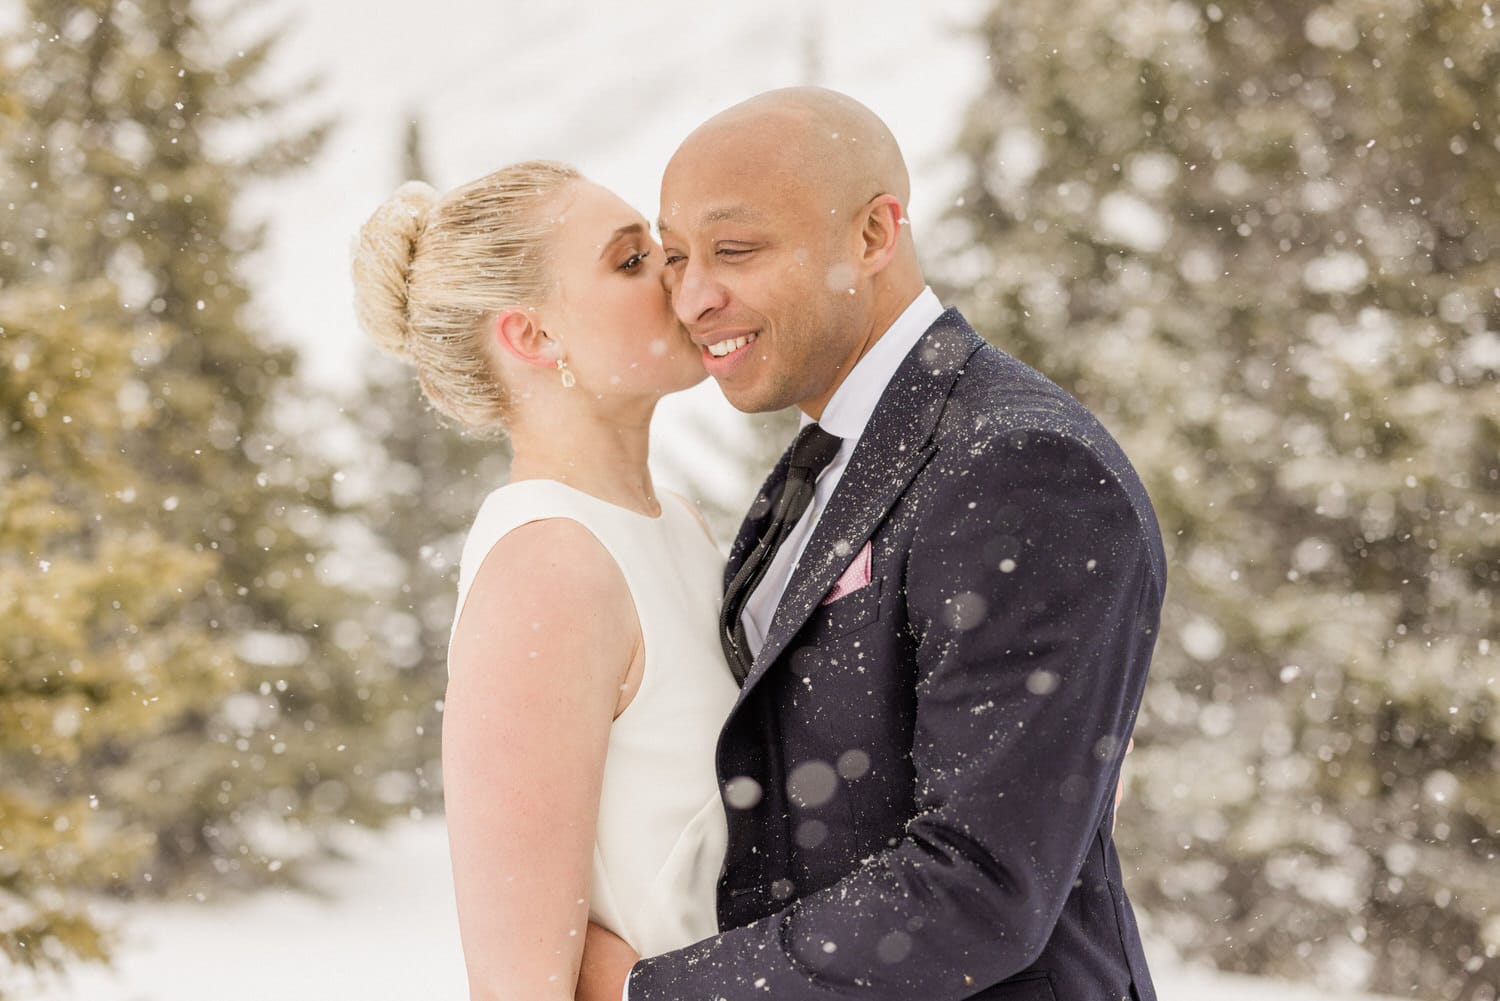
[623,286,946,1001]
[740,286,945,656]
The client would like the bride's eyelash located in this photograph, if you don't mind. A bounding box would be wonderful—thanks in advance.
[619,249,651,272]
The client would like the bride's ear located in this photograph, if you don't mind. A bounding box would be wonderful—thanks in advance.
[491,309,562,369]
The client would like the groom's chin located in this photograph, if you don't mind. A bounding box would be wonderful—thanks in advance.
[713,378,784,414]
[704,362,799,414]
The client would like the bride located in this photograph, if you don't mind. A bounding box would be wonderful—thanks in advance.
[352,161,737,1000]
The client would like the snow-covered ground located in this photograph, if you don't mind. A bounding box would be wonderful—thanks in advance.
[27,818,1402,1001]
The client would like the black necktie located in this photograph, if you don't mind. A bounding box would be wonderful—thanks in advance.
[720,422,843,684]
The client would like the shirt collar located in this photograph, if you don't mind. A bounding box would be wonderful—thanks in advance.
[805,286,946,442]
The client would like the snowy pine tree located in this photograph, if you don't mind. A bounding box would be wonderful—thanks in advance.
[1,0,441,985]
[940,2,1499,998]
[1,280,207,983]
[342,112,511,760]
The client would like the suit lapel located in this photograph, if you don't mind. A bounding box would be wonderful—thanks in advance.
[735,310,985,702]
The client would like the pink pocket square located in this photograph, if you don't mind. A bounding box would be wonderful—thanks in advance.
[821,541,873,605]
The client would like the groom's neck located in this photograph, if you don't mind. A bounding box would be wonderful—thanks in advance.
[798,274,926,421]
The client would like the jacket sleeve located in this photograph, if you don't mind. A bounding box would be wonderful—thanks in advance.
[627,429,1164,1001]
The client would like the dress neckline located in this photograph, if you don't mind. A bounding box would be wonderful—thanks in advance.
[503,477,668,523]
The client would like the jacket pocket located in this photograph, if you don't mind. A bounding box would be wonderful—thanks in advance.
[819,579,881,637]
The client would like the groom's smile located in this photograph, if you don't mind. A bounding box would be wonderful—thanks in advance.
[703,331,758,359]
[697,329,761,377]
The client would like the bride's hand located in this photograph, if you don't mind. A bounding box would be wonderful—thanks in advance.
[576,921,638,1001]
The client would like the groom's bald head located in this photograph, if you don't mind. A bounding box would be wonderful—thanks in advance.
[659,88,925,416]
[669,87,913,219]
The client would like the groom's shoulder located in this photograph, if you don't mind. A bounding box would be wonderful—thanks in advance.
[932,311,1106,451]
[927,313,1157,519]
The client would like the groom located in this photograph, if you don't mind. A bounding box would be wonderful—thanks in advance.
[590,87,1166,1001]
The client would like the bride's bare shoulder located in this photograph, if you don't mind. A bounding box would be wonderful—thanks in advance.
[449,517,636,679]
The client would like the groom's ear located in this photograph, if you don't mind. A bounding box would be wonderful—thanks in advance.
[490,308,561,368]
[856,193,905,275]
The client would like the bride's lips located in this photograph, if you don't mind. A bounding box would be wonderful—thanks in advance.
[696,330,760,376]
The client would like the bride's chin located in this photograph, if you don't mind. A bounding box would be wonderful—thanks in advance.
[642,366,710,402]
[667,361,711,394]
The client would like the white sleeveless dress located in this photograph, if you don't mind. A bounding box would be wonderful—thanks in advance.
[449,478,739,958]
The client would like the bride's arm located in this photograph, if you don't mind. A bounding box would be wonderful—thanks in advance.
[443,519,641,1001]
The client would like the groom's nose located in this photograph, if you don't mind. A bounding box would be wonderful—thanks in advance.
[670,259,730,328]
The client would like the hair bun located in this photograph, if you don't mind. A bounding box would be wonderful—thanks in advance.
[352,180,439,360]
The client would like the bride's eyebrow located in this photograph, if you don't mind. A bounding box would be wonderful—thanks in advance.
[597,223,647,260]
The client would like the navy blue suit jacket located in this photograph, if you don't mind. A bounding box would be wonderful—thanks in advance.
[631,310,1166,1001]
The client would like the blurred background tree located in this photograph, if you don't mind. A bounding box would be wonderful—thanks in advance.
[0,0,441,986]
[940,1,1499,998]
[338,111,510,762]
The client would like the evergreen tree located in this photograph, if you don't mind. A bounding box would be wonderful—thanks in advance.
[401,111,430,185]
[1,280,206,983]
[1,0,437,986]
[942,2,1499,997]
[343,111,512,727]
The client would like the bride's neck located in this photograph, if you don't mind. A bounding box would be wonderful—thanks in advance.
[507,402,660,516]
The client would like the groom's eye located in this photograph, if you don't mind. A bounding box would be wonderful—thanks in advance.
[662,251,686,267]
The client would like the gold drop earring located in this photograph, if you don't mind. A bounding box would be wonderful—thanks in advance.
[556,357,576,389]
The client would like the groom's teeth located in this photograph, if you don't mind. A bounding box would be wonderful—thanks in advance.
[707,334,756,358]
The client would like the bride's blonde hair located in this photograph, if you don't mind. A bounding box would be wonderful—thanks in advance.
[351,161,581,433]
